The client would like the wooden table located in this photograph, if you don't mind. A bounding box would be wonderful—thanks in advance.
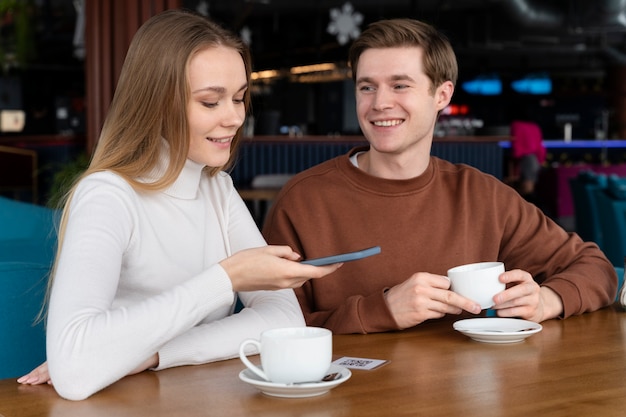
[2,306,626,417]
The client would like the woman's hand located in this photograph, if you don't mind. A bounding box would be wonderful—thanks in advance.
[18,354,160,386]
[220,245,343,291]
[17,362,51,385]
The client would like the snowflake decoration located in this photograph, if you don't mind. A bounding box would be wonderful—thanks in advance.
[196,0,209,16]
[327,2,363,46]
[240,26,252,46]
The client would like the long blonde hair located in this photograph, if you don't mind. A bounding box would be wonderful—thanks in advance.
[41,9,252,319]
[93,8,251,186]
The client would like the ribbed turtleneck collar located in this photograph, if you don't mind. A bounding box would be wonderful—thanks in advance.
[164,157,205,199]
[141,141,206,200]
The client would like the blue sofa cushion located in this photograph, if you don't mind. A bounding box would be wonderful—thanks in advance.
[577,170,607,187]
[607,175,626,200]
[0,240,55,265]
[0,262,49,379]
[0,197,58,265]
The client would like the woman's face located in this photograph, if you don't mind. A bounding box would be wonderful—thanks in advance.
[187,46,247,167]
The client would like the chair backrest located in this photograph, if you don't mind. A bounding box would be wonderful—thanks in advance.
[251,174,294,189]
[569,170,608,248]
[0,196,58,265]
[0,262,49,379]
[569,174,605,247]
[592,188,626,266]
[0,196,57,240]
[615,267,624,303]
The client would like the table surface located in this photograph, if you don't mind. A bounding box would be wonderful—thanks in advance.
[2,306,625,417]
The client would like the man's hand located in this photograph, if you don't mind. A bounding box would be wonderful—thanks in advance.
[492,269,563,322]
[384,272,482,329]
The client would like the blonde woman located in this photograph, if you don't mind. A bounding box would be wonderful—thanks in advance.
[17,9,340,401]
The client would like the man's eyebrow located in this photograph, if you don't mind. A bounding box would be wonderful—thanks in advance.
[356,74,415,84]
[389,74,415,82]
[356,76,373,84]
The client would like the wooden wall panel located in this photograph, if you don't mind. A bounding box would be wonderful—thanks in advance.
[84,0,182,153]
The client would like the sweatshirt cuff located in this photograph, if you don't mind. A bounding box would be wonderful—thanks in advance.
[360,289,400,333]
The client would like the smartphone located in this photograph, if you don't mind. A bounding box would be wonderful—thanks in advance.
[301,246,381,266]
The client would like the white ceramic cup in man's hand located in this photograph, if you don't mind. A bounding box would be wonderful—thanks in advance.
[447,262,506,309]
[239,326,332,384]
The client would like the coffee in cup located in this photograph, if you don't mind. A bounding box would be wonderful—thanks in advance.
[239,326,332,384]
[447,261,505,309]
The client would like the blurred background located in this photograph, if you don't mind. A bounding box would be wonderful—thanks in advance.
[189,0,626,140]
[4,0,626,231]
[2,0,626,140]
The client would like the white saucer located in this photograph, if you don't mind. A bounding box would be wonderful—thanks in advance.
[238,364,351,398]
[453,318,542,344]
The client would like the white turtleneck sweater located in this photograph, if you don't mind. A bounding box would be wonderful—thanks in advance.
[46,155,305,401]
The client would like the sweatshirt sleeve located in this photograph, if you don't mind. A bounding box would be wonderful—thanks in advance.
[264,182,398,334]
[264,159,618,334]
[498,198,618,317]
[294,279,399,334]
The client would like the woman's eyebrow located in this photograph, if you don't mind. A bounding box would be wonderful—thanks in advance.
[192,86,226,94]
[192,83,248,94]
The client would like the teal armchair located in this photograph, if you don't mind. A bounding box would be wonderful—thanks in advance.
[0,262,49,379]
[593,188,626,267]
[0,197,57,378]
[568,172,606,248]
[0,196,58,265]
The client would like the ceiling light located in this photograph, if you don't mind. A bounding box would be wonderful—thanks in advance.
[462,74,502,95]
[290,63,337,74]
[251,69,281,81]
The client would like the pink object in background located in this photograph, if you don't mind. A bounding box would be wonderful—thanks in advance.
[510,120,546,163]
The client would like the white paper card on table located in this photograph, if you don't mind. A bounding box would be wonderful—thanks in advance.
[332,356,388,370]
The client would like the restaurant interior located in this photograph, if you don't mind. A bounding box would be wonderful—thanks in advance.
[2,2,626,414]
[1,1,626,240]
[3,1,626,221]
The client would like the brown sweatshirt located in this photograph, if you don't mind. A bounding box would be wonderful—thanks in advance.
[263,147,617,334]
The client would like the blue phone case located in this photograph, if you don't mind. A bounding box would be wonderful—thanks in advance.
[301,246,381,266]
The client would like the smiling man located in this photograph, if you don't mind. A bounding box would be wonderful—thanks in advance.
[262,18,617,334]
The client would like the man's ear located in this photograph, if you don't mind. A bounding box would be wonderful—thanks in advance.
[435,81,455,111]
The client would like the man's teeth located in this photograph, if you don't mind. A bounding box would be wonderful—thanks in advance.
[373,120,402,127]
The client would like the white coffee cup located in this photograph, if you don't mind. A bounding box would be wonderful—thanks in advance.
[447,261,505,309]
[239,326,332,384]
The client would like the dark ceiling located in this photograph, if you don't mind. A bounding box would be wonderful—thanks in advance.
[185,0,626,79]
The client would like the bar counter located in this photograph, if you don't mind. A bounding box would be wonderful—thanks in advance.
[231,135,507,186]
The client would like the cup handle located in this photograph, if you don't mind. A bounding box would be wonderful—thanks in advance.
[239,339,269,381]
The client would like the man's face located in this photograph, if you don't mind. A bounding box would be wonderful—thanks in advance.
[354,47,453,158]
